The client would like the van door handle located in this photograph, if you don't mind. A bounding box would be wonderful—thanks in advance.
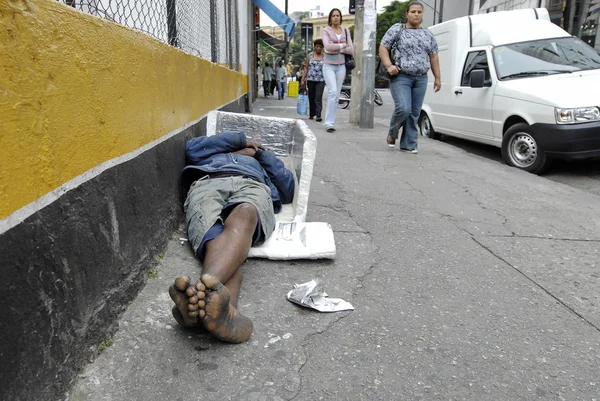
[454,89,463,95]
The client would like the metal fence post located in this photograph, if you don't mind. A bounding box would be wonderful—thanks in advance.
[233,0,240,71]
[226,0,233,69]
[166,0,178,47]
[210,0,219,64]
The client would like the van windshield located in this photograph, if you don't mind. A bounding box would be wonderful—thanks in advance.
[493,37,600,80]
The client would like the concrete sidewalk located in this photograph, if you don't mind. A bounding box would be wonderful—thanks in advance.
[70,95,600,401]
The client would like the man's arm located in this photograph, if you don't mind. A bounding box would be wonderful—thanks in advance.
[254,150,295,204]
[430,54,441,92]
[185,132,247,165]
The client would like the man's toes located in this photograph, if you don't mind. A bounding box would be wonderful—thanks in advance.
[169,285,187,305]
[174,276,191,292]
[195,282,206,292]
[201,274,222,290]
[186,287,196,297]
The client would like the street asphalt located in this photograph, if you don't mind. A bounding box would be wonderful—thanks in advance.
[69,93,600,401]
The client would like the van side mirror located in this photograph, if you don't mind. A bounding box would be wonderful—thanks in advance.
[470,69,486,88]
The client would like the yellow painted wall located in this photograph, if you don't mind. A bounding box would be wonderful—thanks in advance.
[0,0,247,220]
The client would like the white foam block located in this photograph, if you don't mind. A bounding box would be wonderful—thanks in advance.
[248,222,336,260]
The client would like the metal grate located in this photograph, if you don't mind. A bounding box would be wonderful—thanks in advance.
[60,0,240,70]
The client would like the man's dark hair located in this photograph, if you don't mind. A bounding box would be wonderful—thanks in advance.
[314,39,324,47]
[328,8,343,26]
[265,62,269,66]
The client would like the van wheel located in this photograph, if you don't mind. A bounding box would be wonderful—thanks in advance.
[501,123,550,174]
[419,113,440,140]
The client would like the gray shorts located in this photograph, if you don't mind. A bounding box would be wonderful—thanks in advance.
[184,177,276,260]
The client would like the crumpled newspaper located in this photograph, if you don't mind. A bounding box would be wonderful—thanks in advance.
[286,279,354,312]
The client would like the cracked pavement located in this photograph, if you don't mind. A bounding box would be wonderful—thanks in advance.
[69,96,600,401]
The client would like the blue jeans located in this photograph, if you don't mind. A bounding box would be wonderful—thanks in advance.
[277,80,286,99]
[388,73,428,150]
[322,63,346,128]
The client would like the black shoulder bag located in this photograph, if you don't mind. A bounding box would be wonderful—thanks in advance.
[344,28,356,72]
[377,24,404,79]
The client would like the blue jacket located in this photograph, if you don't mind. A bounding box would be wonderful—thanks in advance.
[180,131,295,213]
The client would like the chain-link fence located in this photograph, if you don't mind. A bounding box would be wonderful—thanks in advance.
[60,0,240,70]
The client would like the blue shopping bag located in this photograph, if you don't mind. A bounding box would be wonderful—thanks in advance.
[296,93,308,116]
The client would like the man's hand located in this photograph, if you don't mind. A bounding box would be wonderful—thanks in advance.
[235,148,257,157]
[246,141,261,151]
[246,141,268,152]
[434,78,442,92]
[386,65,400,76]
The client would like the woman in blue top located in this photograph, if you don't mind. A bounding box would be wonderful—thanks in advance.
[379,1,441,153]
[301,39,326,122]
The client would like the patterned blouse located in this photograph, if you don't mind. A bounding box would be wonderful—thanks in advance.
[380,23,438,76]
[306,53,325,82]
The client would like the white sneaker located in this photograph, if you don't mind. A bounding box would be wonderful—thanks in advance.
[400,148,418,154]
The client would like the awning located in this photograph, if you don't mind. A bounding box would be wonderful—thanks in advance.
[257,30,289,51]
[253,0,296,38]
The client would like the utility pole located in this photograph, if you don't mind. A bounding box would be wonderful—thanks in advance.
[349,3,363,125]
[567,0,577,36]
[438,0,444,23]
[349,0,377,128]
[283,0,289,63]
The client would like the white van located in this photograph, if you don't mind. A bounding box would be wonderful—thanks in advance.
[420,8,600,174]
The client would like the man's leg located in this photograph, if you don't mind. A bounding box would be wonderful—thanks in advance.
[202,203,257,304]
[170,178,275,343]
[193,203,257,343]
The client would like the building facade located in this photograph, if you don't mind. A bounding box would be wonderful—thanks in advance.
[439,0,600,50]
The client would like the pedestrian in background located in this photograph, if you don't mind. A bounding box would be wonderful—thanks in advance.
[262,62,274,97]
[276,60,288,100]
[379,1,441,153]
[321,8,353,132]
[301,39,325,122]
[285,63,292,84]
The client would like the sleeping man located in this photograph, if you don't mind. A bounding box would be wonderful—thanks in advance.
[169,131,295,343]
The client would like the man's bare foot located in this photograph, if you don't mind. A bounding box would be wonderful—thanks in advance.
[168,276,206,328]
[199,274,254,344]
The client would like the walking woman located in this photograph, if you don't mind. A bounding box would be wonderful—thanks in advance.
[321,8,353,132]
[379,1,441,153]
[301,39,325,122]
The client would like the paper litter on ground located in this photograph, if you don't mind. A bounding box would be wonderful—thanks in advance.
[286,279,354,312]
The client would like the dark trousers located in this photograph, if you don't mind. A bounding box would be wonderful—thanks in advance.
[307,81,325,118]
[263,80,271,96]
